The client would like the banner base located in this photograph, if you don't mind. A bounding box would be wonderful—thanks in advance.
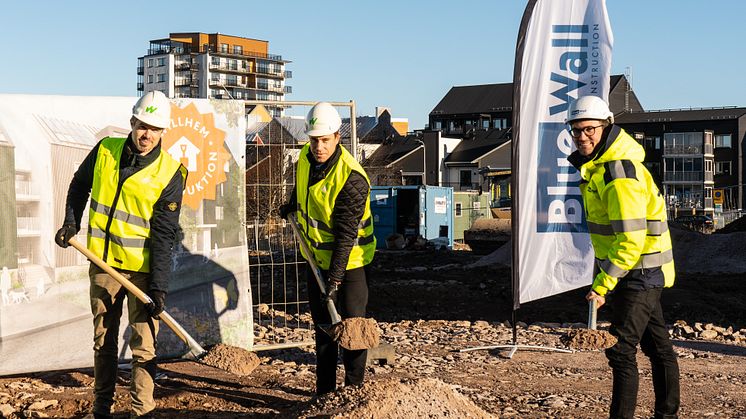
[458,344,573,359]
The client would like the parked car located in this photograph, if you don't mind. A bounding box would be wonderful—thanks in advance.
[673,214,714,232]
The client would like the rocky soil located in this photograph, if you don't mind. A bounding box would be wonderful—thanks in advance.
[1,238,746,418]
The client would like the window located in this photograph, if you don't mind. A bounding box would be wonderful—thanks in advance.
[493,118,507,129]
[455,202,462,217]
[234,45,242,54]
[716,161,732,175]
[459,170,472,187]
[434,121,442,130]
[147,75,153,83]
[157,73,166,83]
[221,43,228,53]
[147,58,154,68]
[215,206,224,221]
[715,134,732,148]
[157,57,166,66]
[482,120,490,129]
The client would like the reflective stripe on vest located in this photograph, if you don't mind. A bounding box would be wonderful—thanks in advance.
[87,137,184,272]
[597,249,674,278]
[587,219,669,236]
[296,144,376,270]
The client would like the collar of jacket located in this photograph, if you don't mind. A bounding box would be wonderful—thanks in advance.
[305,144,342,182]
[123,133,162,169]
[568,124,646,176]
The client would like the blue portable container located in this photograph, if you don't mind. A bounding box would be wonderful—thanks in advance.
[370,185,454,249]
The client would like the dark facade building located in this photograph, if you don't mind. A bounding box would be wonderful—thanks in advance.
[427,74,745,227]
[429,75,639,136]
[615,107,746,220]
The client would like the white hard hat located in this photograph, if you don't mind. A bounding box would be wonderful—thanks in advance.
[305,102,342,137]
[132,91,171,129]
[565,95,614,125]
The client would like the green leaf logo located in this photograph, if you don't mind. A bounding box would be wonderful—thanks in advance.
[309,117,317,126]
[145,106,158,113]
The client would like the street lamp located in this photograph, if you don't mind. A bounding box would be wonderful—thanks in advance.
[415,139,426,186]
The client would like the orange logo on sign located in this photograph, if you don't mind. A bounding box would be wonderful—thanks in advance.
[162,102,230,210]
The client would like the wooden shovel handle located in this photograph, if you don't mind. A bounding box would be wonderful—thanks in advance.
[67,237,206,357]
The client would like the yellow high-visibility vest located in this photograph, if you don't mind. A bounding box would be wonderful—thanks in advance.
[577,126,675,296]
[296,144,376,270]
[88,137,185,272]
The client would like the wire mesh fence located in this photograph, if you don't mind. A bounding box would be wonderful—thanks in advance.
[244,101,356,350]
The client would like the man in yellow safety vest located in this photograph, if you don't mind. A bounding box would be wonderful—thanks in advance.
[280,102,376,396]
[55,91,186,419]
[567,95,680,419]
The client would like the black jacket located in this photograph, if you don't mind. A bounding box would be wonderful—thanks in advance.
[64,135,185,293]
[287,145,370,283]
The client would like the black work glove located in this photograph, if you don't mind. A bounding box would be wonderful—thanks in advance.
[322,279,341,307]
[278,203,295,220]
[54,225,78,248]
[145,290,167,319]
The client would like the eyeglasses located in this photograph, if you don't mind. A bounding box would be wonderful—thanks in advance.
[569,125,604,138]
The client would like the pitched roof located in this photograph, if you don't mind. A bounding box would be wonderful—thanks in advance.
[363,135,422,168]
[430,83,513,116]
[340,116,377,139]
[276,117,308,142]
[615,107,746,124]
[430,74,638,116]
[444,128,511,164]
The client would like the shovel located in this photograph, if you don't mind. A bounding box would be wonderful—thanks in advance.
[68,238,206,360]
[287,214,379,351]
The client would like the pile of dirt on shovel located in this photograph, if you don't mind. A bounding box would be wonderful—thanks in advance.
[200,343,260,376]
[296,376,492,418]
[332,317,380,350]
[561,329,618,350]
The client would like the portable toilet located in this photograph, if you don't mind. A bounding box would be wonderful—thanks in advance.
[370,185,454,249]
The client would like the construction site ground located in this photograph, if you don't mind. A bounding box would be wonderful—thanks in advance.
[2,225,746,418]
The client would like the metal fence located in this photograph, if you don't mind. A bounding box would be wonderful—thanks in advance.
[243,100,357,351]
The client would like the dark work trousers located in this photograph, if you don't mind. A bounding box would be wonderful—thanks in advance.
[605,287,680,419]
[306,264,369,395]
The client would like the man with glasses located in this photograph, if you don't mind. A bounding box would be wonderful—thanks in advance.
[566,96,680,419]
[55,91,187,419]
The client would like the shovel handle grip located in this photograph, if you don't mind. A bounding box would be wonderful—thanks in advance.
[588,299,598,330]
[67,237,206,357]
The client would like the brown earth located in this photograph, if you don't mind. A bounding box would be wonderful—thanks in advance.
[1,244,745,418]
[200,344,260,377]
[561,329,618,350]
[332,317,380,351]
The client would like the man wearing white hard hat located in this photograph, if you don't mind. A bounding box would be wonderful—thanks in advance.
[55,91,187,418]
[279,102,376,396]
[566,95,680,419]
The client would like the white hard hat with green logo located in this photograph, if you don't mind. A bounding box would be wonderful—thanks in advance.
[132,91,171,129]
[305,102,342,137]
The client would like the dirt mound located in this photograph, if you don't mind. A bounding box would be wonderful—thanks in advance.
[714,215,746,234]
[561,329,617,350]
[670,228,746,274]
[297,376,492,418]
[470,239,512,268]
[333,317,380,350]
[200,343,260,376]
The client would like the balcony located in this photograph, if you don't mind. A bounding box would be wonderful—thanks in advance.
[664,172,703,183]
[16,216,41,237]
[137,83,144,91]
[663,145,703,156]
[174,78,191,87]
[137,66,144,75]
[15,180,39,200]
[175,62,191,70]
[284,86,292,94]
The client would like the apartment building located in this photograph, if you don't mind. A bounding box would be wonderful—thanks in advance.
[137,32,292,116]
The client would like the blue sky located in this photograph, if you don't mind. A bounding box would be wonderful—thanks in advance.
[1,1,745,129]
